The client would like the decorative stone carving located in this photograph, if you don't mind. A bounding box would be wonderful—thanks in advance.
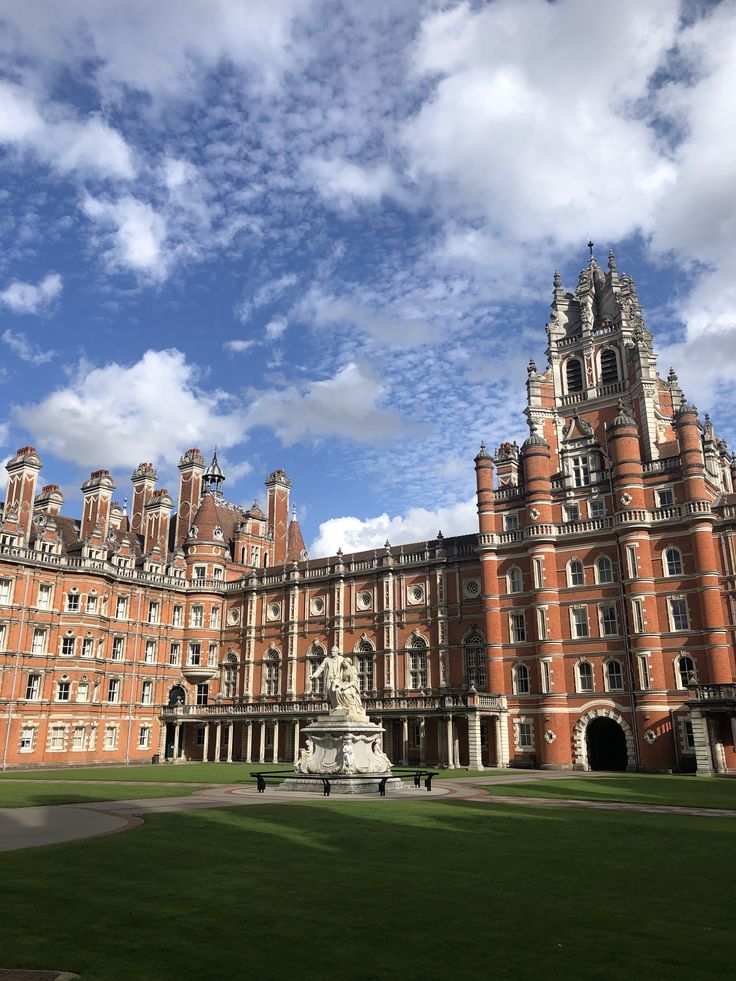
[544,730,556,743]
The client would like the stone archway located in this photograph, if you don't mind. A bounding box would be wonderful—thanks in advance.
[573,708,635,771]
[586,717,627,771]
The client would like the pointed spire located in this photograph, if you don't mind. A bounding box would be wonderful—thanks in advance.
[611,398,636,428]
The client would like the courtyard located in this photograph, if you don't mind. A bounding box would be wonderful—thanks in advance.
[0,768,734,980]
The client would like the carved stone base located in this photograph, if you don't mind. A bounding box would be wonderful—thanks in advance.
[293,713,394,776]
[279,776,405,795]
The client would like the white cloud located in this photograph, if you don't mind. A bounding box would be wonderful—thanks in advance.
[0,273,62,314]
[403,0,678,249]
[264,316,287,341]
[0,422,9,448]
[82,195,168,278]
[0,1,303,103]
[303,157,398,207]
[14,349,246,470]
[244,361,405,445]
[236,273,298,324]
[310,496,477,557]
[302,290,433,346]
[0,80,135,179]
[1,329,55,364]
[224,339,256,354]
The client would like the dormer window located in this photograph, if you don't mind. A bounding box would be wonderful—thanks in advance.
[566,358,583,393]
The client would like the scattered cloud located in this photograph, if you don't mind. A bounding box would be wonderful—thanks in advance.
[310,496,477,557]
[224,339,256,354]
[0,80,135,180]
[0,422,9,448]
[264,316,287,341]
[244,361,407,445]
[303,157,398,207]
[13,349,246,470]
[0,272,62,314]
[82,195,168,279]
[1,329,55,364]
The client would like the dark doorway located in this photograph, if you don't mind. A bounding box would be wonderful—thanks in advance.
[586,717,628,771]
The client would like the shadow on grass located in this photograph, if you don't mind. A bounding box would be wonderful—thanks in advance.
[0,799,734,981]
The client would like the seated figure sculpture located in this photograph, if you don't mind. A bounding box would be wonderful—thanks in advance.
[310,645,367,720]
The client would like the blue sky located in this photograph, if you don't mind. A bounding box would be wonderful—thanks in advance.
[1,0,735,556]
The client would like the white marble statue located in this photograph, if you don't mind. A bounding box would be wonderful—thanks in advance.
[310,645,367,720]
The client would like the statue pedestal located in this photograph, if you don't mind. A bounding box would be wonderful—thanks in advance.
[280,711,403,795]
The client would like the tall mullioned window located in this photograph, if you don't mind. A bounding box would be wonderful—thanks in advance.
[463,632,486,689]
[408,637,428,689]
[356,640,375,692]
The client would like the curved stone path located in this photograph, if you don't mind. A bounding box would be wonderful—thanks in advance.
[1,772,733,853]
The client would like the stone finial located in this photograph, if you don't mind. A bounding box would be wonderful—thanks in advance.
[608,249,616,272]
[475,441,492,462]
[667,367,678,383]
[527,358,537,375]
[553,269,561,289]
[611,398,636,428]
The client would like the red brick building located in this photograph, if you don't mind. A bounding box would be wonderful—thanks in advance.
[2,254,735,773]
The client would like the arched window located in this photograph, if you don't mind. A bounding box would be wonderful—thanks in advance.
[263,647,280,696]
[507,566,523,594]
[595,555,614,584]
[676,654,696,689]
[568,559,585,587]
[408,635,428,689]
[513,663,530,694]
[221,652,238,699]
[463,631,486,689]
[605,659,624,691]
[566,358,583,393]
[576,660,594,692]
[600,348,619,385]
[308,643,326,694]
[168,684,186,707]
[356,639,375,692]
[664,547,683,577]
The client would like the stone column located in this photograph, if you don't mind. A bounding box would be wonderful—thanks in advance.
[173,722,181,759]
[691,710,715,776]
[272,721,280,763]
[214,721,222,763]
[467,712,483,771]
[246,721,253,764]
[202,723,210,762]
[495,709,510,768]
[293,720,301,763]
[259,720,266,763]
[400,717,409,766]
[419,717,427,767]
[226,722,233,763]
[445,715,455,769]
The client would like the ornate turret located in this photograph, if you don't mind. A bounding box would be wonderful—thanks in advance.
[202,450,225,500]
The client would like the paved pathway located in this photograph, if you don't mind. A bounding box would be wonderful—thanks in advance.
[1,771,733,852]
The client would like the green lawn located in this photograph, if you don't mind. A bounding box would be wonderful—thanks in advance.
[481,774,736,810]
[0,781,206,808]
[0,799,733,980]
[0,762,290,784]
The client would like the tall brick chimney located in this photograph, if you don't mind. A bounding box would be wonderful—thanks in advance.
[80,469,115,540]
[130,462,157,536]
[5,446,43,542]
